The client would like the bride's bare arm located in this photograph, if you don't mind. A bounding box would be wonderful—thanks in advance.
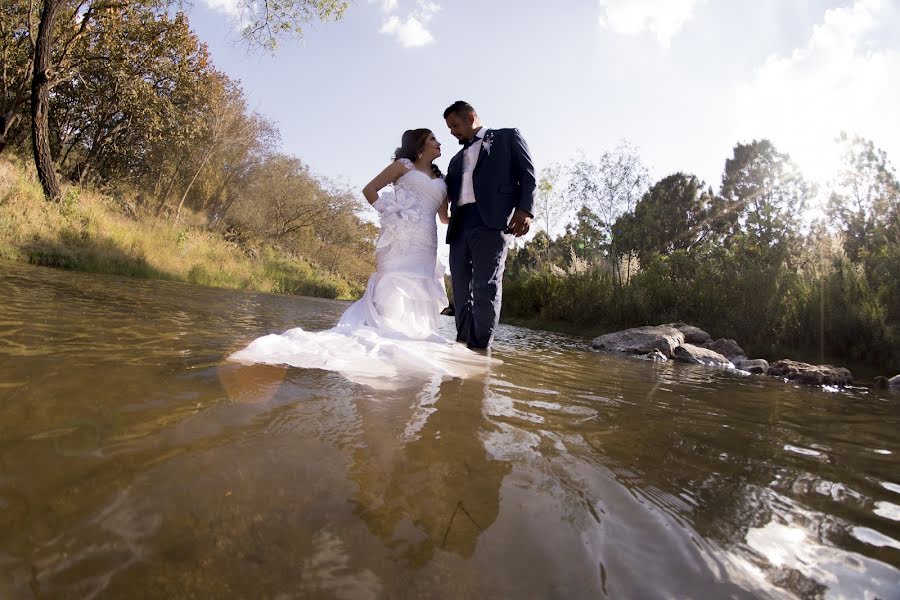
[438,197,450,224]
[362,160,409,205]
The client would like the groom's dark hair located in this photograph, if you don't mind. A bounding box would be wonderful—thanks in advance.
[443,100,476,119]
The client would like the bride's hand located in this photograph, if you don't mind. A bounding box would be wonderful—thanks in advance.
[364,160,411,205]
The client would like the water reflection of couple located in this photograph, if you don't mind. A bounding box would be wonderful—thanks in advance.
[350,375,510,567]
[231,101,536,379]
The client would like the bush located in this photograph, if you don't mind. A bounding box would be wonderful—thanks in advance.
[0,156,368,302]
[502,242,899,371]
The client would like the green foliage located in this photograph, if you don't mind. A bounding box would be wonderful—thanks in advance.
[613,173,722,265]
[176,228,189,249]
[869,242,900,324]
[49,6,217,191]
[261,250,353,299]
[560,206,607,262]
[504,137,899,372]
[1,1,370,301]
[60,187,80,218]
[818,257,893,366]
[234,0,349,50]
[827,132,900,263]
[1,155,367,302]
[0,0,39,152]
[567,144,648,221]
[719,140,814,264]
[504,267,618,326]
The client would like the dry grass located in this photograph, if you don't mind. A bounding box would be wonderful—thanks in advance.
[0,156,362,300]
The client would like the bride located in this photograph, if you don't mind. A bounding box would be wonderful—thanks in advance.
[229,129,491,383]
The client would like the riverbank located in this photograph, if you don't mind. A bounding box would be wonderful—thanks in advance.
[3,154,895,380]
[502,315,892,383]
[0,156,364,300]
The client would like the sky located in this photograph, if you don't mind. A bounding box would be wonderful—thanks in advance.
[186,0,900,218]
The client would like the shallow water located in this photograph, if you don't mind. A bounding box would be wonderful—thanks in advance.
[1,260,898,599]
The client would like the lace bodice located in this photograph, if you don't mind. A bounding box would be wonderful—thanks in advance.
[373,159,447,251]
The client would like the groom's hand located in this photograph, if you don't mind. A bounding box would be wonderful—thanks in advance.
[505,209,532,237]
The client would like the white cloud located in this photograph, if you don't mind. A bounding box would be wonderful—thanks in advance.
[369,0,398,12]
[733,0,900,185]
[203,0,241,18]
[377,1,442,48]
[380,16,434,47]
[597,0,704,48]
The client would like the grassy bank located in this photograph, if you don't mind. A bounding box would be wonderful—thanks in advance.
[0,156,364,300]
[502,263,898,379]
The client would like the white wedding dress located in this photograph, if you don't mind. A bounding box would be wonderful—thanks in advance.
[229,159,491,384]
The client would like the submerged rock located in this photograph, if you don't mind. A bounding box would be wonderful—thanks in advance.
[733,358,770,375]
[702,338,746,360]
[768,360,853,387]
[674,344,733,368]
[639,349,670,362]
[666,323,712,345]
[591,325,685,358]
[588,324,863,390]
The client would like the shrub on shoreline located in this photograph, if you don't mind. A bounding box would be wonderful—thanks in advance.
[0,157,365,301]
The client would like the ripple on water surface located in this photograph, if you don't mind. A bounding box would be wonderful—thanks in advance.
[1,260,899,598]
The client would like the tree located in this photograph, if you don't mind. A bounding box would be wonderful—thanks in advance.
[0,1,38,153]
[302,183,377,279]
[52,9,213,187]
[173,75,252,222]
[720,139,813,263]
[613,173,720,265]
[826,134,900,325]
[30,0,65,200]
[559,205,606,263]
[203,111,278,230]
[233,0,348,50]
[532,164,568,266]
[236,155,337,243]
[27,0,348,200]
[827,132,900,263]
[565,141,649,253]
[28,0,177,200]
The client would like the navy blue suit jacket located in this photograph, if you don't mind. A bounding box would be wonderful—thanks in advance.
[445,128,536,243]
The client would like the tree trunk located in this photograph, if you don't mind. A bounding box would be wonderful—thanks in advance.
[156,167,181,215]
[0,110,23,154]
[0,55,34,155]
[59,127,87,170]
[31,0,63,201]
[75,161,92,186]
[174,151,213,222]
[205,178,232,229]
[153,169,164,197]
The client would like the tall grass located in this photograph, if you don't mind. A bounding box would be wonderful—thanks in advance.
[0,156,364,300]
[503,248,899,374]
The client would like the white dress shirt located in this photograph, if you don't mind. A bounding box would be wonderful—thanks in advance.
[457,126,489,207]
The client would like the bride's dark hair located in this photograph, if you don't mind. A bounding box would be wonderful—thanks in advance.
[393,129,443,178]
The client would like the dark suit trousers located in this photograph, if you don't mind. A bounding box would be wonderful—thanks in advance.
[449,204,510,349]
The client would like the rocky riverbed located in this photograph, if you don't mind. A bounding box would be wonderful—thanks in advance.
[590,322,898,390]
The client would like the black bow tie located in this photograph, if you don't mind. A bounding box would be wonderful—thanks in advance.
[461,137,478,149]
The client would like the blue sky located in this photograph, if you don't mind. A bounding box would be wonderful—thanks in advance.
[187,0,900,213]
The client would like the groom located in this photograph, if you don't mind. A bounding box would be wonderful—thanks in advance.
[444,100,536,349]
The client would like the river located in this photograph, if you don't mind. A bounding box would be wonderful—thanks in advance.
[1,260,898,598]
